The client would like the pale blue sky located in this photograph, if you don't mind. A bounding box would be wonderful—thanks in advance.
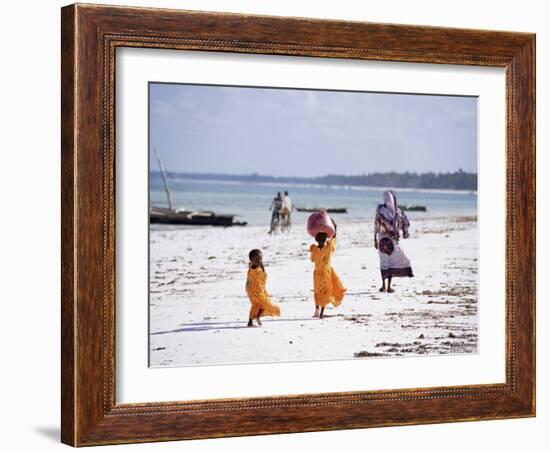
[149,83,477,177]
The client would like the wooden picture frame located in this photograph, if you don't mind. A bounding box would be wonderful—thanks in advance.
[61,3,535,446]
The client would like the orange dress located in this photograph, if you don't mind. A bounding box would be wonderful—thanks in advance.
[310,238,346,308]
[246,266,281,318]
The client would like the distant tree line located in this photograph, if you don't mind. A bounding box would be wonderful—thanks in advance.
[153,169,477,191]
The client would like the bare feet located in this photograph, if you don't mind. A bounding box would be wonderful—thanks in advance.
[387,287,395,293]
[379,286,386,292]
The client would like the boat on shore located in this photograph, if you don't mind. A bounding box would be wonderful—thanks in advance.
[296,207,348,214]
[150,148,247,227]
[150,207,247,226]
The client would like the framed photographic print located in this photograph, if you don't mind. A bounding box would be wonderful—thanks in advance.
[61,3,536,446]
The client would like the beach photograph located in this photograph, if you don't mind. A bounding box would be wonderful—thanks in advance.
[148,83,478,368]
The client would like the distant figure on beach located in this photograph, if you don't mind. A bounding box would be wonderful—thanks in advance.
[280,190,293,232]
[374,190,414,293]
[309,216,346,319]
[245,249,281,327]
[268,192,283,234]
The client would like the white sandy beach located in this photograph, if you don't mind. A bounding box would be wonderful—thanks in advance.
[149,214,478,367]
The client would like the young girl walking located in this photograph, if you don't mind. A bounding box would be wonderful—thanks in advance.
[309,215,346,319]
[245,249,280,327]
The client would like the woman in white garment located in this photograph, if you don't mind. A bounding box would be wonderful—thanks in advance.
[374,190,414,292]
[280,191,293,232]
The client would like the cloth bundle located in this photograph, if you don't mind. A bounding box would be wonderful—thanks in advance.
[307,209,335,239]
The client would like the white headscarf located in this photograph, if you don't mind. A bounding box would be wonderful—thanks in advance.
[379,190,397,223]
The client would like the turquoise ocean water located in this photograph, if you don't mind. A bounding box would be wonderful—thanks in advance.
[150,174,477,228]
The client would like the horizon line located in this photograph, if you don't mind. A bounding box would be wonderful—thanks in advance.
[149,170,478,177]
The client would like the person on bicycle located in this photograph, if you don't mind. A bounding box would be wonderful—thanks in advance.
[268,192,283,233]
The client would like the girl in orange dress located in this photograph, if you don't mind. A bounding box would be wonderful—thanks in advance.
[246,249,281,327]
[309,220,346,319]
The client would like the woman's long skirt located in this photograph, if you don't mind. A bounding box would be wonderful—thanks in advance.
[378,236,414,280]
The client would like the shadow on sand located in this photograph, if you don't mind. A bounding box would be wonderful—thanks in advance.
[151,317,318,335]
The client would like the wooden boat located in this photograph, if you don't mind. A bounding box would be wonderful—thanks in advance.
[400,205,427,212]
[296,207,348,214]
[150,207,247,226]
[150,148,247,226]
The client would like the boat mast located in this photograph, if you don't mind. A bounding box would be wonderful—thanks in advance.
[154,147,174,211]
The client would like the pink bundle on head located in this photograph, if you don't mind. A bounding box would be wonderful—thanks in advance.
[307,209,335,239]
